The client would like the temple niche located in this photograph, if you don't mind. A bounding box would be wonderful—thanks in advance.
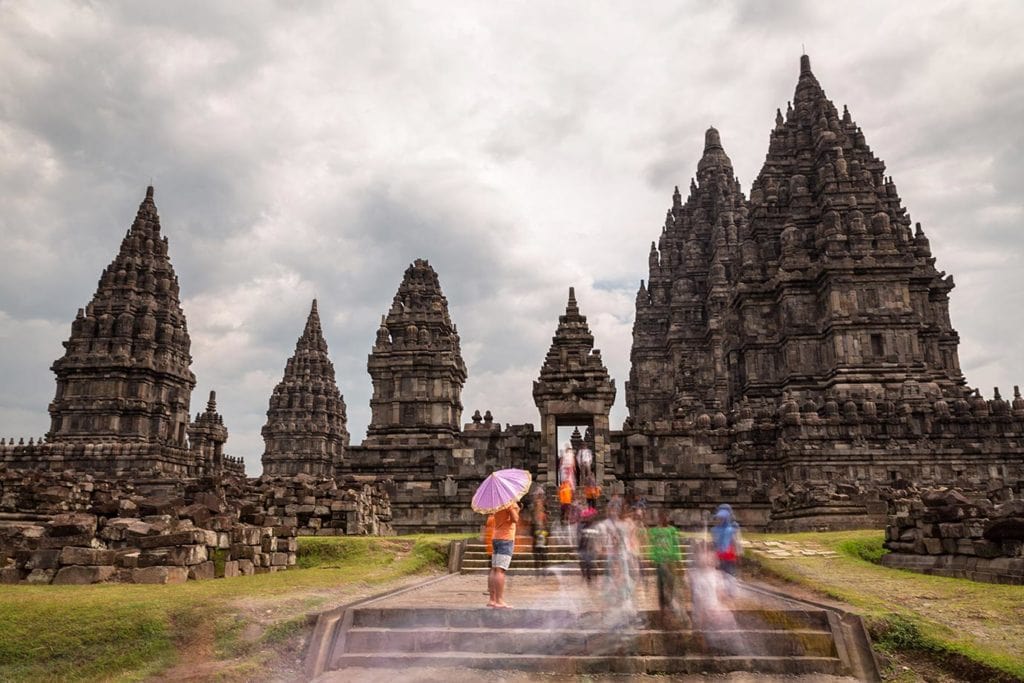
[261,300,350,477]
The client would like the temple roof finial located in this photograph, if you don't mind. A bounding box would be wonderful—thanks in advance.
[564,286,582,318]
[146,185,154,200]
[302,299,323,342]
[704,126,722,152]
[800,54,812,75]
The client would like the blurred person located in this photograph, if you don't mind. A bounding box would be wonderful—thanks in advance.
[578,444,594,479]
[530,492,549,574]
[648,510,685,626]
[558,479,573,525]
[559,442,577,488]
[688,539,725,632]
[599,500,640,618]
[488,502,520,608]
[583,474,601,510]
[577,506,600,584]
[711,504,742,599]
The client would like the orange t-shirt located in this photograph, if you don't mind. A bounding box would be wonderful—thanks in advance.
[484,515,495,555]
[559,482,573,505]
[493,505,519,541]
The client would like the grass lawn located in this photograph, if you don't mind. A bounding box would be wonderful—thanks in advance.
[0,534,471,682]
[746,530,1024,681]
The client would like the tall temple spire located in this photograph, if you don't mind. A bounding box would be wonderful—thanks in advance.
[48,186,196,459]
[262,299,349,477]
[734,54,962,403]
[626,126,746,424]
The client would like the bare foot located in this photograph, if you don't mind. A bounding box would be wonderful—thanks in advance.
[495,603,512,609]
[487,601,498,607]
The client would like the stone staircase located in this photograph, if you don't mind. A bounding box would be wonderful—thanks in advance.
[459,530,694,576]
[323,605,863,677]
[307,536,880,681]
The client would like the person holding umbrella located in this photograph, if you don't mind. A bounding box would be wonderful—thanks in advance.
[472,468,532,609]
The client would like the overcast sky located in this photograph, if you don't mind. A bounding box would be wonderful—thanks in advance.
[1,1,1022,474]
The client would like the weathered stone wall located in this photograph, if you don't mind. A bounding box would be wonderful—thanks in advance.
[881,485,1024,584]
[338,421,538,533]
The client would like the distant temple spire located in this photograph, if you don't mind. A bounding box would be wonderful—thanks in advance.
[366,259,467,442]
[261,299,349,477]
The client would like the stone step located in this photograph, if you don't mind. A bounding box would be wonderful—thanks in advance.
[330,652,846,676]
[349,607,832,632]
[460,557,693,567]
[463,550,692,560]
[461,566,672,576]
[342,626,837,658]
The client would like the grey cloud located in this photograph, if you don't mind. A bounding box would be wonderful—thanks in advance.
[2,2,1024,473]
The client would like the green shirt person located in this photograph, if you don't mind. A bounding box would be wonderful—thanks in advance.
[648,523,681,565]
[648,512,683,622]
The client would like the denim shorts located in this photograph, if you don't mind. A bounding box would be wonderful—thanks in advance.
[492,539,514,569]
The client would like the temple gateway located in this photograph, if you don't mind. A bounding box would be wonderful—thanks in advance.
[3,56,1022,533]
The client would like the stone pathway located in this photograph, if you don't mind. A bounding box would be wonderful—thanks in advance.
[744,540,839,560]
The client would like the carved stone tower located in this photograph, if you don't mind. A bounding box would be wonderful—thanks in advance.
[627,127,748,425]
[47,186,196,460]
[261,300,350,477]
[533,288,616,485]
[366,260,467,444]
[730,54,964,406]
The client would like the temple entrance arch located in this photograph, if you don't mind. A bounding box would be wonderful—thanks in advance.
[533,288,616,488]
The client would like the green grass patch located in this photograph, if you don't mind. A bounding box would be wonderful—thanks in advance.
[747,529,1024,681]
[835,534,887,564]
[0,533,469,682]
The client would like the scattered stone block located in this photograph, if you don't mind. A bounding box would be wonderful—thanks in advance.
[53,565,115,585]
[133,566,189,584]
[59,547,116,566]
[188,561,215,581]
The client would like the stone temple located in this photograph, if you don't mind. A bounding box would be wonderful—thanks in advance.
[2,56,1022,534]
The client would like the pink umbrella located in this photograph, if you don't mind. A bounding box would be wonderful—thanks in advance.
[472,468,532,514]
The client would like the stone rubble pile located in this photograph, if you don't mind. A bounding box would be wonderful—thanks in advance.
[882,483,1024,584]
[237,474,393,536]
[0,466,393,585]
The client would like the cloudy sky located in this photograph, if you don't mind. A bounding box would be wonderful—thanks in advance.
[1,1,1022,474]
